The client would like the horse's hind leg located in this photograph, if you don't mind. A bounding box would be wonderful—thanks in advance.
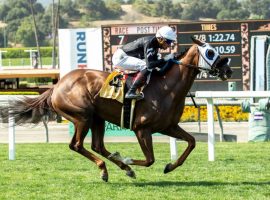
[69,121,109,182]
[162,125,196,174]
[91,115,136,179]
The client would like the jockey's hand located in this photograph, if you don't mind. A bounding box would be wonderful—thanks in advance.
[173,53,181,60]
[163,53,175,61]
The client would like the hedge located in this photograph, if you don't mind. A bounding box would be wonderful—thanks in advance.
[0,47,57,59]
[180,105,249,122]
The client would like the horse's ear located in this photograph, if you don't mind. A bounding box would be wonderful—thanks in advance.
[191,36,205,46]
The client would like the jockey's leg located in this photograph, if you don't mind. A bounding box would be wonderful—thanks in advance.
[113,52,150,100]
[112,49,146,71]
[125,68,150,100]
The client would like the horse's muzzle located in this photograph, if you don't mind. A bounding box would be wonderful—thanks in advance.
[219,66,233,81]
[225,67,233,79]
[215,57,233,81]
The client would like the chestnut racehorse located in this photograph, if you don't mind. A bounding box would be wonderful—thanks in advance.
[0,38,232,182]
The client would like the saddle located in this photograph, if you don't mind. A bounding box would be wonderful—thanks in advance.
[99,71,145,103]
[99,70,143,129]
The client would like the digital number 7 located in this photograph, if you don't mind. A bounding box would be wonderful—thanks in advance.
[118,35,125,45]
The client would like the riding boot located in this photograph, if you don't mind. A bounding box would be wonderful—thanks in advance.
[125,69,150,100]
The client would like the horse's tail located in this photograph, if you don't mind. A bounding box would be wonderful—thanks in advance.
[0,88,56,125]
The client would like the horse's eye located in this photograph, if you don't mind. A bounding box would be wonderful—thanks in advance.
[205,49,215,60]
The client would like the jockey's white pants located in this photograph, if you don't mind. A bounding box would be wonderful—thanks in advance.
[112,49,146,71]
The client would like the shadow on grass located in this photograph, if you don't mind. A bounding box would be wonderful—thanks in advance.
[129,181,270,187]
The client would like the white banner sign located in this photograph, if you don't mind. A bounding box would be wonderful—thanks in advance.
[58,28,103,77]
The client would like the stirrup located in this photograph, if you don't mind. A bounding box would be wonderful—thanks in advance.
[125,92,144,101]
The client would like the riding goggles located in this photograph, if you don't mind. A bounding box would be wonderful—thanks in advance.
[165,39,174,45]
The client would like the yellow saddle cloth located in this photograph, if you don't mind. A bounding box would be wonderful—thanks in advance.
[99,71,125,103]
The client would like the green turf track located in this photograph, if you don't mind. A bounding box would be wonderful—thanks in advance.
[0,142,269,200]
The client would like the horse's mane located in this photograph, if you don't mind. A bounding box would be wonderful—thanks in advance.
[175,47,190,60]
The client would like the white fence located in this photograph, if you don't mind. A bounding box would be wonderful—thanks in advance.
[194,91,270,161]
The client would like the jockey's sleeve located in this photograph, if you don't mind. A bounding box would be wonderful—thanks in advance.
[145,47,166,70]
[148,59,166,69]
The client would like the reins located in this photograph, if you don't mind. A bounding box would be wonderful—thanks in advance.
[176,60,203,71]
[173,59,206,75]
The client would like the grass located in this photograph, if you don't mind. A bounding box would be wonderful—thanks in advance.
[0,142,270,200]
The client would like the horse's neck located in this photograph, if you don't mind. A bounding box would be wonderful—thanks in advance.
[168,50,198,99]
[171,64,197,98]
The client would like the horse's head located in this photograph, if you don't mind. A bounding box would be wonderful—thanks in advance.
[191,37,233,81]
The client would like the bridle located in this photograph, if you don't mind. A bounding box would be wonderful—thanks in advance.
[172,45,220,108]
[175,45,221,76]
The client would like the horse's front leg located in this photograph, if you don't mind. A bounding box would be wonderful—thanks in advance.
[132,128,155,167]
[162,125,196,174]
[109,128,155,167]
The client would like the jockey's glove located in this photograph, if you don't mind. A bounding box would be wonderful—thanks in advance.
[163,53,175,62]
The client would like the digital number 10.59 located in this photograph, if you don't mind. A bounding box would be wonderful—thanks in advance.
[214,45,236,54]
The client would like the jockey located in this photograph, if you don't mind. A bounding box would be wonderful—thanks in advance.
[112,26,177,100]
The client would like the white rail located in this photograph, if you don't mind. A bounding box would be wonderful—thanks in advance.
[0,95,39,160]
[195,91,270,161]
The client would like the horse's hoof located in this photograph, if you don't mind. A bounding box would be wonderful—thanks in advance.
[101,173,108,182]
[126,170,136,179]
[164,163,173,174]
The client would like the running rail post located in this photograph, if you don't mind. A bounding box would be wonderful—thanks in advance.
[206,97,215,161]
[8,111,15,160]
[169,137,178,160]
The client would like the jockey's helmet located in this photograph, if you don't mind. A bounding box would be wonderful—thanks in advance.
[156,26,177,48]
